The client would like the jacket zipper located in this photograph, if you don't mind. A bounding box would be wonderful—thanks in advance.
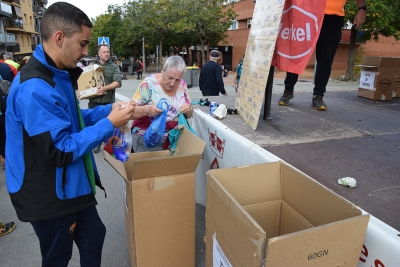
[62,167,67,200]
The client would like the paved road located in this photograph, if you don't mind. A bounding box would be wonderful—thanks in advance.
[1,70,399,266]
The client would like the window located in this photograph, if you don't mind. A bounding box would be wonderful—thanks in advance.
[228,20,237,30]
[20,36,24,46]
[26,36,30,46]
[24,14,27,24]
[30,16,32,25]
[247,18,252,29]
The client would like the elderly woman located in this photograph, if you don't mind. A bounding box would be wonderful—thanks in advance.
[130,55,193,152]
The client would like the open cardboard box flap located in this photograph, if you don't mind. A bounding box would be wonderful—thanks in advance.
[104,126,206,182]
[206,162,370,267]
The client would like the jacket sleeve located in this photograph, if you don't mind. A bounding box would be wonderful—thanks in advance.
[81,104,112,126]
[17,80,114,166]
[215,65,226,95]
[112,64,123,87]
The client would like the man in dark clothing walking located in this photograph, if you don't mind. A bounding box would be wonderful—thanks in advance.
[199,50,227,96]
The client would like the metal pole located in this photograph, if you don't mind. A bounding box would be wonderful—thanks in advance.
[142,37,145,74]
[263,66,274,120]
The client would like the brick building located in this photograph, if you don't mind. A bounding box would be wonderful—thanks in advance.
[209,0,400,75]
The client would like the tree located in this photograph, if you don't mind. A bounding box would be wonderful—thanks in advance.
[344,1,400,80]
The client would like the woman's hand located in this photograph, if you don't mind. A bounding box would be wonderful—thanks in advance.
[146,105,163,117]
[180,103,193,118]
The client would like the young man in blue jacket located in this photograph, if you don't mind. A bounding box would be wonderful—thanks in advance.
[4,3,145,267]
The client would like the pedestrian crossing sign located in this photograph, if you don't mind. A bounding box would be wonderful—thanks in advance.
[98,37,110,47]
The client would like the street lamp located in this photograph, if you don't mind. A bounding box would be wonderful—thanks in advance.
[142,37,145,74]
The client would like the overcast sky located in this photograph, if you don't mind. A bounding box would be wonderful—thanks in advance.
[46,0,127,20]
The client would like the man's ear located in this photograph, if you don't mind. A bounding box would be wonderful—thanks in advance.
[54,30,65,47]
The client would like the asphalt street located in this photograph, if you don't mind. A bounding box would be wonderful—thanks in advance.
[1,69,399,266]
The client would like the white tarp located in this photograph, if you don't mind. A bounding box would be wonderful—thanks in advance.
[192,109,280,205]
[191,109,400,266]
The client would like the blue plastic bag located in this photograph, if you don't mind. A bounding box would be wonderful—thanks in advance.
[143,98,169,148]
[111,125,132,162]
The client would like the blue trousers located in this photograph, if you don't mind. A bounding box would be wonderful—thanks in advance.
[31,205,106,267]
[285,14,344,96]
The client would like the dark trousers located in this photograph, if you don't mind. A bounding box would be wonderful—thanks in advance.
[285,15,344,96]
[0,114,5,157]
[31,205,106,267]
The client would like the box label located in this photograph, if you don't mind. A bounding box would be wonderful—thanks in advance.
[213,233,233,267]
[359,71,378,90]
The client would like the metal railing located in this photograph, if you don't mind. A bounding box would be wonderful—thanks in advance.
[0,33,16,43]
[5,18,24,29]
[6,33,16,43]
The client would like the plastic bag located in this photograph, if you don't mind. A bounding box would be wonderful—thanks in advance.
[143,98,169,148]
[109,124,132,162]
[168,113,197,154]
[338,177,356,188]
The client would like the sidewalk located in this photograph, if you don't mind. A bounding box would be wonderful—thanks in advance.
[1,70,398,267]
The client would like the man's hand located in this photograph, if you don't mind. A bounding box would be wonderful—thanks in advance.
[107,103,135,128]
[353,8,366,29]
[97,85,107,95]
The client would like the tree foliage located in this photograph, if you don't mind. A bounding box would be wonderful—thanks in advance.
[343,0,400,80]
[89,0,236,66]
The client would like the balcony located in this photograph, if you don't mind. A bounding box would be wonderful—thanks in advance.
[32,5,37,14]
[0,2,12,17]
[35,24,40,33]
[0,32,16,45]
[11,0,21,5]
[4,18,24,30]
[36,6,45,16]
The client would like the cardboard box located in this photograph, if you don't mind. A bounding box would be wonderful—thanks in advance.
[206,162,369,267]
[358,88,393,101]
[77,64,106,99]
[104,127,206,267]
[357,57,400,100]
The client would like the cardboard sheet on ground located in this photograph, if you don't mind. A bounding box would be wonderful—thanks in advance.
[235,0,285,130]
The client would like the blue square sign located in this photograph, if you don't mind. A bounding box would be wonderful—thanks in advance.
[98,37,110,47]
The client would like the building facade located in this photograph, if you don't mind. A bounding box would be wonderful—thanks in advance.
[223,0,400,73]
[0,0,46,61]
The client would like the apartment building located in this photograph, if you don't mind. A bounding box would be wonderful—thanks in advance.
[0,0,46,61]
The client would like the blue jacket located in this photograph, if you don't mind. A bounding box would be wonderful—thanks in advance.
[5,45,115,222]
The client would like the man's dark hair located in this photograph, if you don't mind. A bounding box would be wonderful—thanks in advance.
[41,2,92,41]
[97,44,109,53]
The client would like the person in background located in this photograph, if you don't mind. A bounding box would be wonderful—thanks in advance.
[4,3,138,266]
[0,53,18,77]
[199,50,227,96]
[137,59,144,80]
[89,44,122,153]
[0,61,15,238]
[5,52,20,70]
[232,57,243,93]
[278,0,367,110]
[18,56,31,71]
[130,55,193,152]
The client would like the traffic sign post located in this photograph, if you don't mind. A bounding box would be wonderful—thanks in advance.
[98,37,110,47]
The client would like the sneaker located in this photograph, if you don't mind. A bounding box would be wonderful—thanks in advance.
[311,95,327,110]
[278,90,294,106]
[0,222,16,237]
[93,145,101,153]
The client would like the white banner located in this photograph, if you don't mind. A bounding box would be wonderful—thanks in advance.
[191,109,400,266]
[192,109,280,205]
